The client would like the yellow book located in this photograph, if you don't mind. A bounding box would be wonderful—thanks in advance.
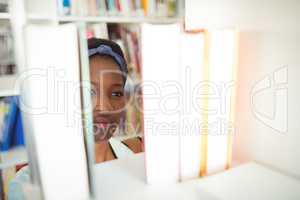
[141,0,148,16]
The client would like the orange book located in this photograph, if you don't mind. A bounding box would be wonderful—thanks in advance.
[141,0,148,15]
[88,0,98,16]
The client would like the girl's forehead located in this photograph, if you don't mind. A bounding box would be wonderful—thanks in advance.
[90,55,119,70]
[89,56,125,86]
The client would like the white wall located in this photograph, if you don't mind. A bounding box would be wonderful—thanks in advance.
[185,0,300,177]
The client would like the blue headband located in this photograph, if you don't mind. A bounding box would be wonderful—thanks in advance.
[88,44,128,78]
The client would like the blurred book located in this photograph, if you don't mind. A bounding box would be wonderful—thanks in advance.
[86,23,109,39]
[1,166,16,200]
[107,24,141,79]
[58,0,177,17]
[0,26,15,76]
[0,0,8,13]
[0,97,25,152]
[0,170,3,200]
[57,0,71,16]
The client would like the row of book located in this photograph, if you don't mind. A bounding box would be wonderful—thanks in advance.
[58,0,177,17]
[87,23,144,136]
[0,0,8,13]
[0,26,15,76]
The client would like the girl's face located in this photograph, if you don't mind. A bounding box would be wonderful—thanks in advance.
[89,55,126,141]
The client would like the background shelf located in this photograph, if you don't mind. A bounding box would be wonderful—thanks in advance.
[0,75,19,97]
[0,13,10,20]
[58,16,182,24]
[27,14,182,24]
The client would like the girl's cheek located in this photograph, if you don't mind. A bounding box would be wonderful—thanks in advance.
[112,98,126,111]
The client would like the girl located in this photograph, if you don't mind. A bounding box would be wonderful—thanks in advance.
[88,38,143,163]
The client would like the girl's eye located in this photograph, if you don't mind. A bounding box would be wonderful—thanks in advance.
[90,88,97,96]
[112,91,124,97]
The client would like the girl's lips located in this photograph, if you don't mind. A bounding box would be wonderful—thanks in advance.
[98,122,110,128]
[94,117,112,127]
[95,121,117,129]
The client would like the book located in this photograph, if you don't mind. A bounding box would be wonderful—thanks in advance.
[24,24,89,199]
[167,0,176,17]
[96,0,107,15]
[78,0,89,16]
[147,0,156,16]
[0,0,8,12]
[0,97,25,152]
[119,0,130,16]
[134,0,144,16]
[1,167,16,199]
[57,0,71,16]
[88,0,98,16]
[106,0,117,15]
[141,0,148,16]
[156,0,168,17]
[0,99,9,138]
[86,23,108,39]
[141,24,181,183]
[70,0,78,15]
[0,26,15,75]
[115,0,121,12]
[0,170,3,200]
[59,0,177,17]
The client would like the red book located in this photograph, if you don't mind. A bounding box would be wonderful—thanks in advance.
[115,0,121,11]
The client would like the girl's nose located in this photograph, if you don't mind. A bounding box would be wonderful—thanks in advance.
[94,95,113,113]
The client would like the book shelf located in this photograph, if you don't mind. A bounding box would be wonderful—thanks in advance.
[27,14,182,24]
[25,0,184,23]
[0,0,184,160]
[0,1,184,102]
[58,16,182,23]
[0,0,185,198]
[0,2,17,97]
[0,13,10,19]
[0,75,18,97]
[0,5,27,200]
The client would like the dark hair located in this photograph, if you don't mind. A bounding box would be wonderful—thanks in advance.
[88,38,125,64]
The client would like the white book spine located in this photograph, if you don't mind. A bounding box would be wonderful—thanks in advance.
[92,23,108,39]
[142,24,181,184]
[179,31,204,181]
[23,24,90,199]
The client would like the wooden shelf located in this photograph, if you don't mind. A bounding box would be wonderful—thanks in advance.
[0,75,19,97]
[27,14,182,24]
[59,16,182,24]
[27,14,56,21]
[0,12,10,20]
